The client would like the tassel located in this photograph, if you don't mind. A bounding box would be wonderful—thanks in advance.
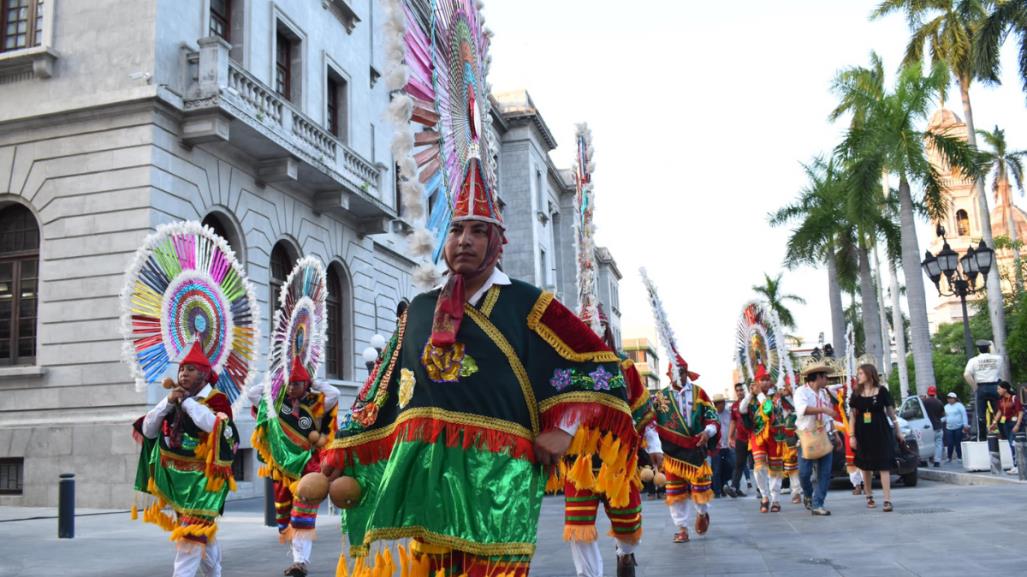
[130,504,139,520]
[398,545,410,577]
[336,553,350,577]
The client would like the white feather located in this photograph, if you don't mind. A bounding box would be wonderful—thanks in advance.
[391,130,415,158]
[413,262,441,289]
[409,227,436,257]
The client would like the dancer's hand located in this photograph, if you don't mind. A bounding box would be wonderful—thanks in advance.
[321,464,341,482]
[849,435,857,450]
[697,431,710,448]
[650,452,664,470]
[534,429,573,466]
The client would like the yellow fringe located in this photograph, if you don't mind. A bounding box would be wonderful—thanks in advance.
[662,456,711,486]
[130,504,139,520]
[609,527,642,545]
[279,526,318,544]
[337,550,350,577]
[563,524,598,543]
[169,522,218,543]
[560,427,634,509]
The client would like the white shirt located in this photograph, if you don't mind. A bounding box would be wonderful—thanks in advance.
[963,353,1003,387]
[794,384,834,433]
[674,380,718,438]
[434,267,512,307]
[141,384,218,439]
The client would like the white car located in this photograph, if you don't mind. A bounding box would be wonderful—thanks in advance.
[898,395,939,464]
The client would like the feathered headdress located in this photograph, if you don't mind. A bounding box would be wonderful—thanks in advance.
[574,123,602,336]
[640,267,687,382]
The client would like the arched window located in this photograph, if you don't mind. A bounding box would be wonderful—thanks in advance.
[956,209,970,237]
[269,242,294,332]
[325,262,352,380]
[0,204,40,365]
[202,212,244,260]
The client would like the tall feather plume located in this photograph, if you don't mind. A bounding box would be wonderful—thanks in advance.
[639,267,680,378]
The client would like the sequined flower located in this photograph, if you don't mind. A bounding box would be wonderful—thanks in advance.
[550,368,573,391]
[588,366,612,390]
[398,368,416,409]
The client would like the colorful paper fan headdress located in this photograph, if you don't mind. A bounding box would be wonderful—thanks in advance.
[383,0,499,285]
[735,301,794,387]
[263,256,327,417]
[120,221,259,406]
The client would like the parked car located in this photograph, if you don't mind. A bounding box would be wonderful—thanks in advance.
[898,395,938,464]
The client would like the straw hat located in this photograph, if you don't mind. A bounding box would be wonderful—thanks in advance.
[800,356,833,378]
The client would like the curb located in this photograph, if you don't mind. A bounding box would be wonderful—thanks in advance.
[918,467,1027,486]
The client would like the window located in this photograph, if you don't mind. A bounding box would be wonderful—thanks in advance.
[269,242,293,331]
[956,209,970,237]
[210,0,230,41]
[535,169,543,212]
[1,0,43,53]
[326,72,348,140]
[900,397,924,421]
[0,458,23,495]
[201,212,244,260]
[0,204,39,366]
[325,263,351,380]
[275,30,292,100]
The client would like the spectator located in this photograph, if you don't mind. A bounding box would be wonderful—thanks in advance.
[942,392,969,462]
[922,386,945,467]
[964,341,1003,439]
[849,363,902,513]
[711,394,734,498]
[728,382,752,498]
[794,359,840,517]
[990,381,1023,475]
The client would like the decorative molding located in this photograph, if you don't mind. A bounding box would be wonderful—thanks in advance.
[0,46,59,81]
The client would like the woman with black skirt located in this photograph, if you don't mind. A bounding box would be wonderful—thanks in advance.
[849,363,903,512]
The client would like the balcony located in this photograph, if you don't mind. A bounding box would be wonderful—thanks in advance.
[181,37,392,233]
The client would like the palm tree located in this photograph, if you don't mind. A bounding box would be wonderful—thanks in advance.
[872,0,1010,377]
[840,60,988,395]
[752,272,807,331]
[978,125,1027,291]
[974,0,1027,102]
[770,156,849,352]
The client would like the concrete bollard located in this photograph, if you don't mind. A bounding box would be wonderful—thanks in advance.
[264,476,276,527]
[58,473,74,539]
[987,434,1002,475]
[1015,433,1027,481]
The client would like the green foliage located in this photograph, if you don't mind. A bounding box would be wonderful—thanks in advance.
[752,272,806,330]
[887,315,985,400]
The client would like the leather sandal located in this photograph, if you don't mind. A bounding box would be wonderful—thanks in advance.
[759,499,769,513]
[882,501,893,512]
[673,527,689,543]
[770,502,781,513]
[866,496,876,509]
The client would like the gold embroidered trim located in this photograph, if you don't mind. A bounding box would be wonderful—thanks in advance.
[526,291,620,364]
[362,525,536,557]
[326,406,534,450]
[538,391,632,416]
[464,306,540,434]
[370,311,407,410]
[480,285,501,317]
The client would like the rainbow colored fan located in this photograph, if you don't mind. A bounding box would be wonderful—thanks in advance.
[399,0,495,261]
[264,256,327,413]
[120,221,259,405]
[735,301,786,384]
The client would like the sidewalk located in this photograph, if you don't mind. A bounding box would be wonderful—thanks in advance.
[917,458,1027,486]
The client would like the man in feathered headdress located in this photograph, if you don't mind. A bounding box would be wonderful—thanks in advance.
[739,364,787,513]
[248,356,339,577]
[133,341,239,577]
[322,127,639,576]
[652,354,720,544]
[564,306,662,577]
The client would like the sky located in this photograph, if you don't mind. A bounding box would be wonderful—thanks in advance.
[480,0,1027,397]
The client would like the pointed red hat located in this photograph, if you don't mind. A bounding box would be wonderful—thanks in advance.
[450,91,504,228]
[289,356,311,384]
[179,340,218,384]
[754,364,770,382]
[667,353,700,382]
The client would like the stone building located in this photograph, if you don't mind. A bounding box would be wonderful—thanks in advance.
[925,109,1027,331]
[621,336,661,391]
[490,89,622,344]
[0,0,416,508]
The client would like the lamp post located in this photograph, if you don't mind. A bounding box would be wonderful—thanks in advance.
[921,226,995,359]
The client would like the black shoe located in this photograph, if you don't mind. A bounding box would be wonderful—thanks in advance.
[284,562,308,577]
[725,485,738,498]
[616,553,637,577]
[803,495,812,511]
[933,462,940,468]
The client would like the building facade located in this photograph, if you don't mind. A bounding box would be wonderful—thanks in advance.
[621,337,661,391]
[491,89,622,344]
[0,0,417,508]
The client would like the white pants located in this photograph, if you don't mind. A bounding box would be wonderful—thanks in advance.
[668,498,707,530]
[569,537,638,577]
[173,540,221,577]
[754,468,782,503]
[789,472,803,496]
[291,535,313,564]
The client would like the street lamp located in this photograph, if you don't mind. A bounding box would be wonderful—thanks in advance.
[921,227,994,359]
[362,346,379,374]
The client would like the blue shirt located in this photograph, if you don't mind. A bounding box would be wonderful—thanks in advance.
[943,402,968,430]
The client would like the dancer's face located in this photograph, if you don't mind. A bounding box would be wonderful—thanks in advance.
[444,220,490,275]
[178,363,207,394]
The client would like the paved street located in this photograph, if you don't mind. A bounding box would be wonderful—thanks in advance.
[0,480,1023,577]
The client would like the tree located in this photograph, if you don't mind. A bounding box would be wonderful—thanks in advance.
[770,156,849,352]
[840,60,988,395]
[974,0,1027,103]
[977,125,1027,292]
[752,272,807,330]
[873,0,1010,377]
